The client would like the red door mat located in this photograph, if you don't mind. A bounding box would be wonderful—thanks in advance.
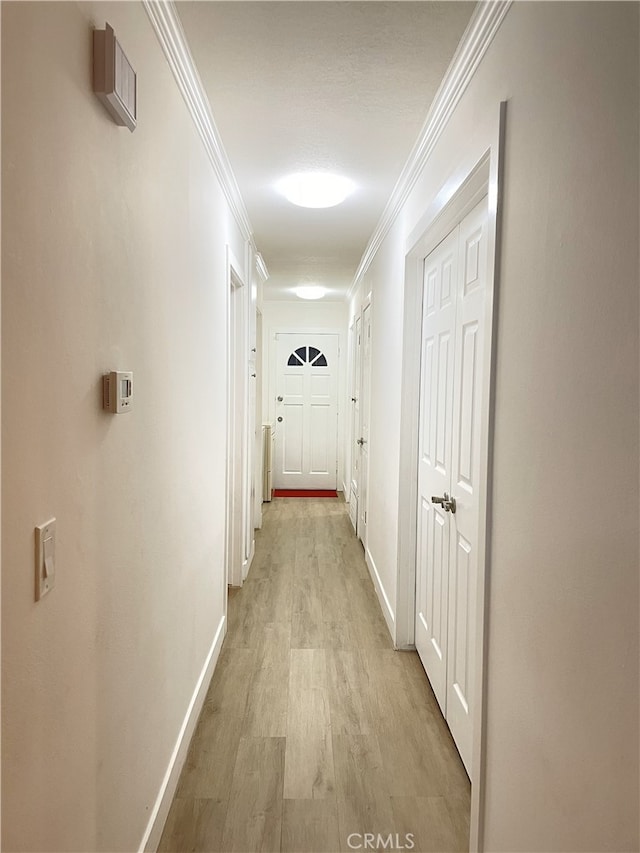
[272,489,338,498]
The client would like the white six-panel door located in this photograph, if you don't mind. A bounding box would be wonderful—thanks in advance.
[349,316,362,531]
[415,198,488,775]
[358,302,372,543]
[415,228,459,711]
[445,200,488,770]
[274,333,339,490]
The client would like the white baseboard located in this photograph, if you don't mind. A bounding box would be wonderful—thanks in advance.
[243,540,255,581]
[139,613,226,852]
[365,547,395,641]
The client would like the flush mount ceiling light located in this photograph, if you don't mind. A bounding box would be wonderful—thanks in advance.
[277,172,355,209]
[294,285,327,300]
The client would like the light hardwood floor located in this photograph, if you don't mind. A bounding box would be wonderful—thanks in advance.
[159,497,470,853]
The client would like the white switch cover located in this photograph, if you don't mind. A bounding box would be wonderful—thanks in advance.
[35,518,56,601]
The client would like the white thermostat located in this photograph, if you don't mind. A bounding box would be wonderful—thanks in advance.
[103,371,133,413]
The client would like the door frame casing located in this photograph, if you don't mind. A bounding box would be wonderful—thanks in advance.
[226,247,247,590]
[395,103,506,852]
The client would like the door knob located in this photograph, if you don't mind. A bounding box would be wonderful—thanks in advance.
[351,397,357,402]
[431,492,456,513]
[277,416,283,422]
[277,396,283,402]
[357,437,365,446]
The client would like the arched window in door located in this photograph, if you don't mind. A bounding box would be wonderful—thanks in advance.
[287,346,328,367]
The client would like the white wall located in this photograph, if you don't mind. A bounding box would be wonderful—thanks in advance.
[349,3,639,850]
[2,2,247,850]
[261,299,349,491]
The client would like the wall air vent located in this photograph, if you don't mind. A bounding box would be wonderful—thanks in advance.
[93,23,137,132]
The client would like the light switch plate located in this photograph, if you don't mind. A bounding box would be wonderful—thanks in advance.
[103,371,133,413]
[35,518,56,601]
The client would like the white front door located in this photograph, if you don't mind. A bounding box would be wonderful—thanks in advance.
[415,198,488,775]
[274,333,339,490]
[358,302,371,543]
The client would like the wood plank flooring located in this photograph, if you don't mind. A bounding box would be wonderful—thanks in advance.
[159,497,470,853]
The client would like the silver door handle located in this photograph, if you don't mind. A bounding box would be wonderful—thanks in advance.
[277,396,283,402]
[431,492,456,513]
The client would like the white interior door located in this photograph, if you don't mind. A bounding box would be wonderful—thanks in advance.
[227,272,245,588]
[415,229,459,711]
[244,317,256,578]
[349,317,362,531]
[274,333,338,489]
[415,198,488,775]
[445,200,488,770]
[358,302,371,542]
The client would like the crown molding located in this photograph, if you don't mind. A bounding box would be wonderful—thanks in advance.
[143,0,510,295]
[143,0,254,244]
[347,0,512,302]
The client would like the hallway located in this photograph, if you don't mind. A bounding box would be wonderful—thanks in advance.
[159,498,470,853]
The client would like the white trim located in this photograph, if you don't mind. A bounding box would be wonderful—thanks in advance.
[470,101,507,853]
[142,0,254,244]
[365,547,395,640]
[139,614,226,853]
[242,241,254,582]
[347,0,512,300]
[226,248,247,590]
[405,157,492,261]
[242,539,255,581]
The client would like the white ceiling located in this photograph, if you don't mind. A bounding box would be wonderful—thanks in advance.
[178,1,476,301]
